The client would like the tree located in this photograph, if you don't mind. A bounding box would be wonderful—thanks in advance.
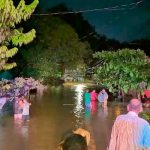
[0,0,39,71]
[93,49,150,95]
[49,3,122,52]
[19,16,92,81]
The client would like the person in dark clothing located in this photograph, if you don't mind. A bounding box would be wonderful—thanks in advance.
[61,133,88,150]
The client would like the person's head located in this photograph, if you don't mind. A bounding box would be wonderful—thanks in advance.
[61,133,88,150]
[127,99,143,114]
[85,89,89,92]
[101,88,106,93]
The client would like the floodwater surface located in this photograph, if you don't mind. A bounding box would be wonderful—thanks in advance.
[0,84,126,150]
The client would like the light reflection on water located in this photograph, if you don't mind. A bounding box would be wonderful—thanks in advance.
[14,120,29,139]
[97,106,108,119]
[114,105,121,117]
[85,107,91,120]
[73,84,86,128]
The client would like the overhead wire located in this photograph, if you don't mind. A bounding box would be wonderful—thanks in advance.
[33,0,144,16]
[32,0,144,41]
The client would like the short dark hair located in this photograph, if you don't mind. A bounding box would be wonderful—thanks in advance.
[62,133,88,150]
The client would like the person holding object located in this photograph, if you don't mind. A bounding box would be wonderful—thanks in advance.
[90,90,97,102]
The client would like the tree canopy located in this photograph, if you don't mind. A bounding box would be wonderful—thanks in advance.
[18,16,92,81]
[93,49,150,93]
[0,0,38,71]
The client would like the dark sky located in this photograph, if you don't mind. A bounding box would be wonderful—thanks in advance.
[39,0,150,42]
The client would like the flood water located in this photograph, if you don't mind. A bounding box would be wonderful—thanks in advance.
[0,84,126,150]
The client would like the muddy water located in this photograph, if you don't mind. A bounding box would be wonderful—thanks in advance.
[0,85,126,150]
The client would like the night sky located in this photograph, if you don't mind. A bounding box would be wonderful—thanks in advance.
[39,0,150,42]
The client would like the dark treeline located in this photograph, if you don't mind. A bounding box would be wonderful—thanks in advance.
[48,3,121,52]
[11,2,150,80]
[13,1,150,56]
[48,3,150,56]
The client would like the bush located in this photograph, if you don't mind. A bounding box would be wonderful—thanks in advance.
[140,111,150,122]
[43,77,64,86]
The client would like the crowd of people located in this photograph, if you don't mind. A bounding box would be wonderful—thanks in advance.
[83,88,108,108]
[59,98,150,150]
[14,94,31,122]
[1,81,150,149]
[59,88,150,150]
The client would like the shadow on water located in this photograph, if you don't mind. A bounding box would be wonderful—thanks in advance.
[0,85,126,150]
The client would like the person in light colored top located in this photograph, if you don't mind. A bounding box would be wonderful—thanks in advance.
[14,95,24,120]
[98,89,108,107]
[22,98,31,121]
[109,99,150,150]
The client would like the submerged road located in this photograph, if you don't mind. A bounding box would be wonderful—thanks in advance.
[0,85,126,150]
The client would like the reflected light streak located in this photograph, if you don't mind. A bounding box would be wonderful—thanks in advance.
[73,84,86,127]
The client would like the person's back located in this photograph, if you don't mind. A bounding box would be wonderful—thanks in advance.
[109,112,150,150]
[22,101,30,115]
[84,90,91,107]
[62,134,88,150]
[109,99,150,150]
[90,90,97,102]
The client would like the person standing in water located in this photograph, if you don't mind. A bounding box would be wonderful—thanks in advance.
[22,96,31,122]
[83,89,91,108]
[90,90,97,102]
[98,89,108,108]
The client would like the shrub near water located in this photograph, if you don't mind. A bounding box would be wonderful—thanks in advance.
[140,111,150,122]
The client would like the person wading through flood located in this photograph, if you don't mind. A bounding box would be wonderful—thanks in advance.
[83,89,91,108]
[22,96,31,122]
[98,88,108,108]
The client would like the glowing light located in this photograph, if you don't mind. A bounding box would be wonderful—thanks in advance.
[74,84,87,92]
[73,84,87,127]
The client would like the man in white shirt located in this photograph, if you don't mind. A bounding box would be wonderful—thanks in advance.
[109,99,150,150]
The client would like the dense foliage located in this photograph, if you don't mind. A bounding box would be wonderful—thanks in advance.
[18,16,92,82]
[140,111,150,123]
[0,0,38,71]
[93,49,150,93]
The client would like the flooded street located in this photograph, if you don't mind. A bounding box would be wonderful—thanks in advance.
[0,84,126,150]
